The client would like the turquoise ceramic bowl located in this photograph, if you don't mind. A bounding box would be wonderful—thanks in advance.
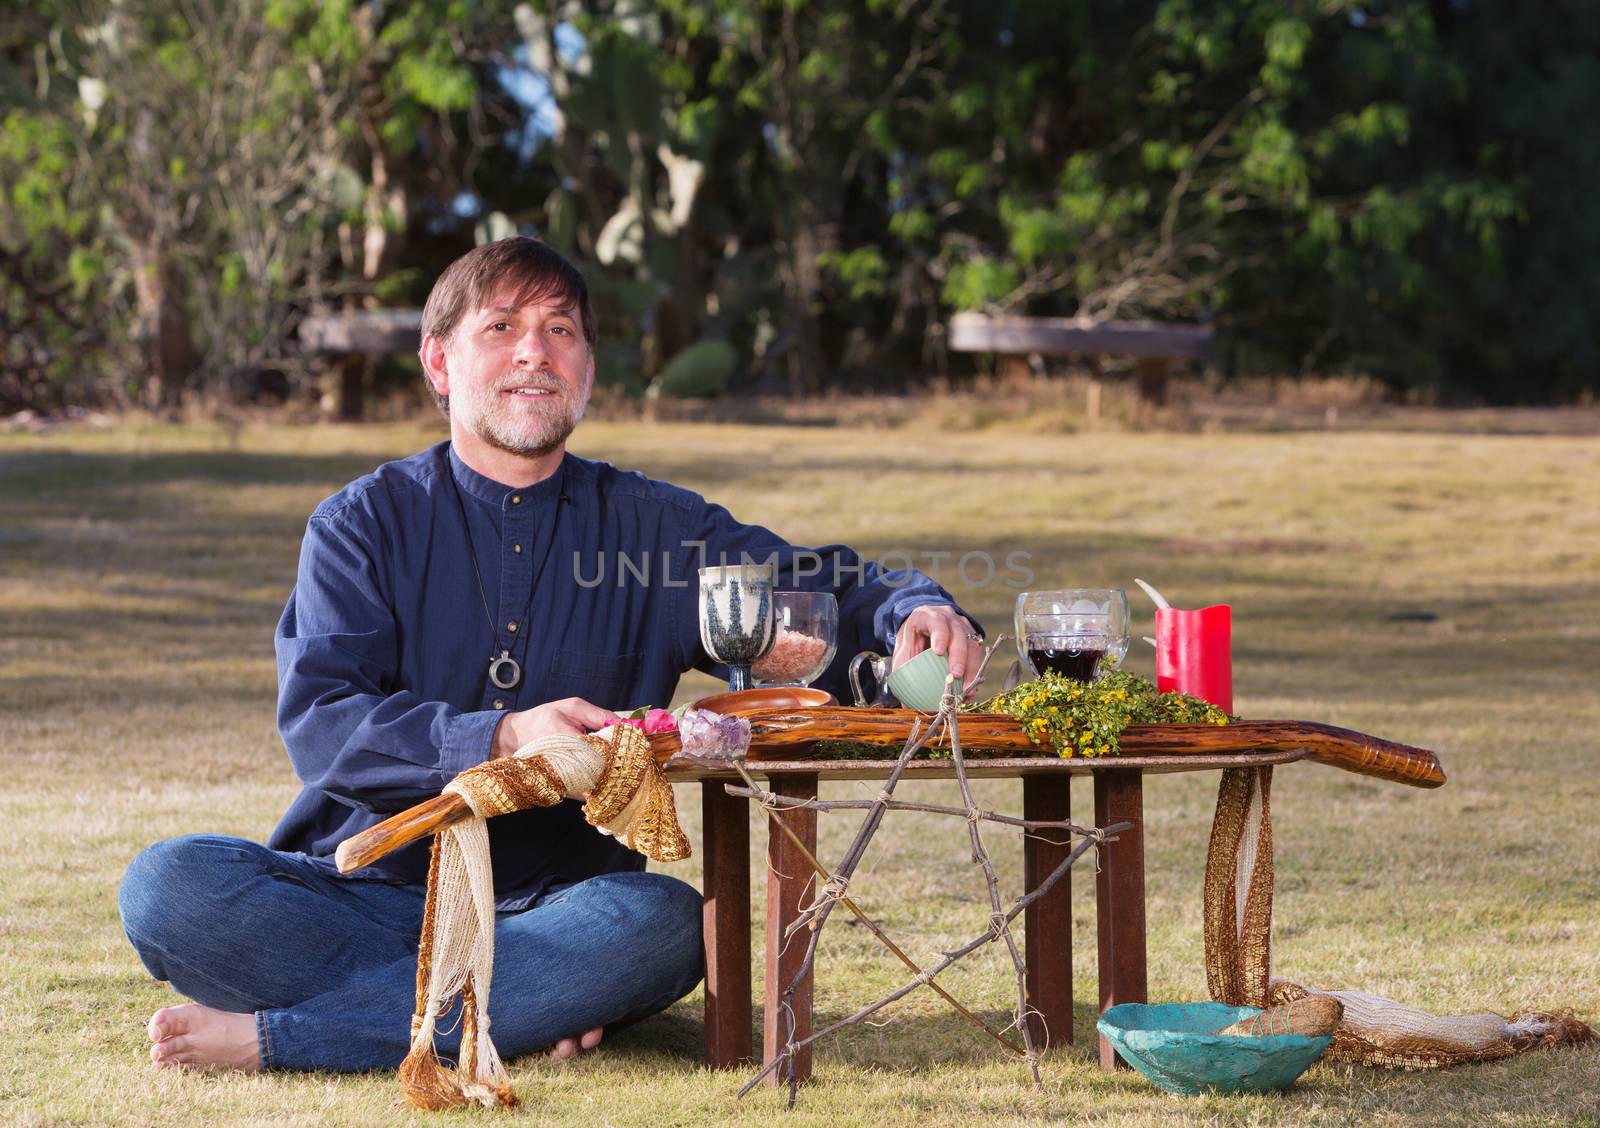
[1097,1002,1332,1096]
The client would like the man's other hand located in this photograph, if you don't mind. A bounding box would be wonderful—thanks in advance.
[493,697,620,760]
[891,604,985,696]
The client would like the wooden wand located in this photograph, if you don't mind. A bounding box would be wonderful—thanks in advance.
[333,711,1444,875]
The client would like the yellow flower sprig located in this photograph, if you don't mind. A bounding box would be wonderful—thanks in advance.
[972,662,1230,759]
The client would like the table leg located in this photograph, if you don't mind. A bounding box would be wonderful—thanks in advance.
[1094,769,1146,1070]
[1022,773,1072,1049]
[702,779,752,1068]
[763,772,818,1086]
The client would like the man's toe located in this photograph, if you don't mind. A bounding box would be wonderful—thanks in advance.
[149,1002,197,1043]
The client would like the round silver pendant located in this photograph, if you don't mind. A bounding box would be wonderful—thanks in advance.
[488,651,522,690]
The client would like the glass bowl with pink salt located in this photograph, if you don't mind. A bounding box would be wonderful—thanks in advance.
[751,591,838,687]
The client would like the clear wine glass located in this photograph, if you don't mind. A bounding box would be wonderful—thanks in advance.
[752,592,838,687]
[1014,589,1130,682]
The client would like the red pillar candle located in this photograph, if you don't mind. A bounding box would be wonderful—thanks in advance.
[1154,605,1232,713]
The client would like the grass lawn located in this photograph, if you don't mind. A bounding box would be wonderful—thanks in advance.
[1,416,1597,1126]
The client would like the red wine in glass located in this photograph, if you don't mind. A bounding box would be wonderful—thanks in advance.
[1027,640,1107,682]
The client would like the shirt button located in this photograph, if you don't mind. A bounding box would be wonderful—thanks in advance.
[513,543,522,554]
[493,698,506,710]
[507,620,518,632]
[510,494,522,505]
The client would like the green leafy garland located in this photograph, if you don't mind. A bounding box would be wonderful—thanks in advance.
[971,664,1231,758]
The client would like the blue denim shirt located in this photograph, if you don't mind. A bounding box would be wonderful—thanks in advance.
[270,442,965,907]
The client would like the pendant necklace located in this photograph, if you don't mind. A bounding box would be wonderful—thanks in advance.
[447,461,565,693]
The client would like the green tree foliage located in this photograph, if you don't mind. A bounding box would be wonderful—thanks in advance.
[1052,1,1593,401]
[1,0,355,408]
[515,0,972,393]
[519,0,1599,401]
[0,0,521,411]
[858,0,1599,401]
[2,0,1596,409]
[1,0,124,409]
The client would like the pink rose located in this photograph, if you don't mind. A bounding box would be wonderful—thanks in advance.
[617,708,678,735]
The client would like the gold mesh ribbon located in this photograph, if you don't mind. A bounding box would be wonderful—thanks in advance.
[1203,765,1594,1068]
[1203,766,1275,1008]
[397,726,690,1110]
[583,724,691,862]
[449,754,567,816]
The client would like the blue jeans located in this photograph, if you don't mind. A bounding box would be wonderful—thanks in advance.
[118,834,704,1071]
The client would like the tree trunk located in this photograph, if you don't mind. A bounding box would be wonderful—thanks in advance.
[130,239,198,411]
[1136,357,1170,407]
[362,146,405,289]
[340,102,409,422]
[787,220,824,396]
[337,355,369,421]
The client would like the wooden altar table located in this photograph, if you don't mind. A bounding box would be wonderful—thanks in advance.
[665,747,1311,1081]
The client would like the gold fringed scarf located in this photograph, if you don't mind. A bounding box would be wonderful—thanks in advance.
[399,725,688,1110]
[1204,765,1594,1068]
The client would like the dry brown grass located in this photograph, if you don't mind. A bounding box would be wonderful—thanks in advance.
[2,416,1597,1125]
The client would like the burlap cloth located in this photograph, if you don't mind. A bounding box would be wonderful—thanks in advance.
[1204,765,1592,1068]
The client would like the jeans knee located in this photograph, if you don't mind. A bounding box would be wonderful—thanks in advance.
[639,874,704,991]
[662,876,703,939]
[119,834,244,960]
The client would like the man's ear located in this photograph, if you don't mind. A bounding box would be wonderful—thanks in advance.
[419,335,450,398]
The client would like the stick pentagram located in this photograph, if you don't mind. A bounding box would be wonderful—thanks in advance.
[729,636,1131,1108]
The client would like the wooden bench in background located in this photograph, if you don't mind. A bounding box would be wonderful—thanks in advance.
[299,309,423,419]
[948,312,1214,421]
[299,307,1214,420]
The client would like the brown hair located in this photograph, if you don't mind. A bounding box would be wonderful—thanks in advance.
[421,236,596,346]
[419,237,596,414]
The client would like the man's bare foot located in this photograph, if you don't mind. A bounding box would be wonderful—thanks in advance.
[546,1026,603,1061]
[147,1003,262,1072]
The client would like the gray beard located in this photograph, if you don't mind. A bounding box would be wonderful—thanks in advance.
[461,380,587,458]
[474,406,581,458]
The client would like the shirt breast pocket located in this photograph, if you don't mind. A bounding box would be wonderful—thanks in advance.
[541,647,642,710]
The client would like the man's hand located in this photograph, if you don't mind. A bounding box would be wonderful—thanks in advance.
[891,604,985,696]
[492,697,619,760]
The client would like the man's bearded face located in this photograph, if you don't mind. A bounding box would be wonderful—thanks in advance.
[433,290,595,459]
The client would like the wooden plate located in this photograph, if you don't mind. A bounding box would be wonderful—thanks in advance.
[692,686,837,715]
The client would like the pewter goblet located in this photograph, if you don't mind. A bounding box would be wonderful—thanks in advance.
[698,564,778,692]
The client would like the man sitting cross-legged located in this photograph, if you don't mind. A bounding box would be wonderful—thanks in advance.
[119,236,983,1073]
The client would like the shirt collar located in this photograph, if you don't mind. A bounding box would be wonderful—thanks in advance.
[447,445,568,507]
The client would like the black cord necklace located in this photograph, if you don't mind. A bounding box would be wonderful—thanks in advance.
[446,458,565,692]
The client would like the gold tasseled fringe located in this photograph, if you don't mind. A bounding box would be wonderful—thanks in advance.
[396,725,692,1111]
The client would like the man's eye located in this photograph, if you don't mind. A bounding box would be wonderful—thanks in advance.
[549,325,571,336]
[490,321,512,331]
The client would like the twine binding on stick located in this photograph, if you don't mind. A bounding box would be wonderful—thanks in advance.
[1203,765,1594,1069]
[397,725,688,1111]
